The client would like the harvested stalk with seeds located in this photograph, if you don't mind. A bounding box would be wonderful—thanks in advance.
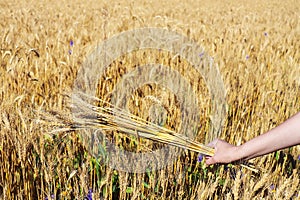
[40,93,257,172]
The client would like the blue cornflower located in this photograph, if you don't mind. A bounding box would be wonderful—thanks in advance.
[197,154,203,162]
[70,40,74,47]
[45,194,54,200]
[84,189,92,200]
[297,155,300,161]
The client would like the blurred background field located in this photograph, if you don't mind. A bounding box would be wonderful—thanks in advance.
[0,0,299,199]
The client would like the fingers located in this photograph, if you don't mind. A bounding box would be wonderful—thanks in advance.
[198,153,216,165]
[205,139,219,165]
[205,138,228,165]
[205,157,216,165]
[206,139,238,165]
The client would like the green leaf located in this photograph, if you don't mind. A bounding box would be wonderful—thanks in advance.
[143,182,150,189]
[275,151,279,160]
[98,143,107,157]
[102,186,107,196]
[112,185,117,192]
[126,187,133,193]
[146,168,151,178]
[219,178,225,186]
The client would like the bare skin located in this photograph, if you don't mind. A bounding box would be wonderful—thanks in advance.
[206,111,300,165]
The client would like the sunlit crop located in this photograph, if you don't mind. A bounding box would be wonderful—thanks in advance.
[0,0,299,199]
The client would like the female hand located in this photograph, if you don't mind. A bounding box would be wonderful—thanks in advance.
[205,139,240,165]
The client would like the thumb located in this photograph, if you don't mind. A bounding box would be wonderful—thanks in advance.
[206,156,217,165]
[207,139,219,148]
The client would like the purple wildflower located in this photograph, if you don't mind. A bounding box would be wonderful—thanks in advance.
[264,32,268,36]
[45,194,54,200]
[297,155,300,161]
[199,52,204,58]
[70,40,74,47]
[84,189,92,200]
[246,55,250,60]
[197,154,203,162]
[269,184,275,191]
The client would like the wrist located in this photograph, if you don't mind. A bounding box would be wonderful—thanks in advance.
[230,145,244,162]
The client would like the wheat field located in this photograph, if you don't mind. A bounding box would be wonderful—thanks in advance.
[0,0,300,199]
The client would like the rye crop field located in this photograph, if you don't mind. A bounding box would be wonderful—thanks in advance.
[0,0,299,199]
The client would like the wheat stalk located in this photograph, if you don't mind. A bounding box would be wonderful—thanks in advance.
[61,93,215,156]
[39,93,257,172]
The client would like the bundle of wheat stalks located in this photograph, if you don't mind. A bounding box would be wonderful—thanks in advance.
[40,93,257,172]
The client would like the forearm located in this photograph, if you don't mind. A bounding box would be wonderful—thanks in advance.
[237,112,300,160]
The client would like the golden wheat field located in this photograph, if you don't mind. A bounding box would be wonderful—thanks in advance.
[1,0,300,199]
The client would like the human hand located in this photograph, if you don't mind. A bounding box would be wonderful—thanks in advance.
[205,139,240,165]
